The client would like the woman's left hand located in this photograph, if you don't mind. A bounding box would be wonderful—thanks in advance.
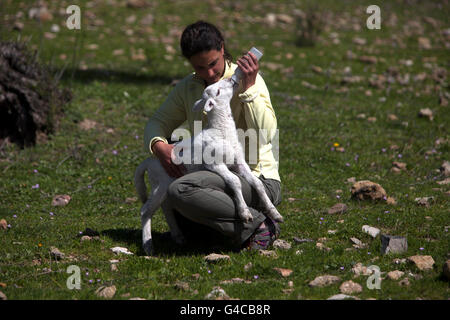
[236,51,259,91]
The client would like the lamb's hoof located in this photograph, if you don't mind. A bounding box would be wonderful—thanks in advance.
[143,239,153,256]
[267,208,284,223]
[240,208,253,223]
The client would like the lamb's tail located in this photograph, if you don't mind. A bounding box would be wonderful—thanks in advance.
[134,158,152,204]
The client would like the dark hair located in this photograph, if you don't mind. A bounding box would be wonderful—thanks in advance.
[180,21,232,63]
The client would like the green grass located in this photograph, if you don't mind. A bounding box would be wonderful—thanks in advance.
[0,0,449,300]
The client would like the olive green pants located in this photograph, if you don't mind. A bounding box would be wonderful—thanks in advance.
[165,170,282,248]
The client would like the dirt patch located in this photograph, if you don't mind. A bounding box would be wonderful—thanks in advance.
[0,41,72,148]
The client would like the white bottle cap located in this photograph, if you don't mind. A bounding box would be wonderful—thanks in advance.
[231,47,263,84]
[249,47,263,60]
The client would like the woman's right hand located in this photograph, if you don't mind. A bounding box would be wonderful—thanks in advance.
[152,141,186,178]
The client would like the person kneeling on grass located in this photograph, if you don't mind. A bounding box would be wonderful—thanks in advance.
[143,21,281,250]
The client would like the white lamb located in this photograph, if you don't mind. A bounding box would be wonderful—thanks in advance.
[135,78,283,255]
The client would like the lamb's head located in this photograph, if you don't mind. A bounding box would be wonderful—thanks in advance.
[192,79,234,114]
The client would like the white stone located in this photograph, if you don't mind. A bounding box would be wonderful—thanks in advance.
[362,225,380,238]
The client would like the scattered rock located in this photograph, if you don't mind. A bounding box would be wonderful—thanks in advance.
[398,278,410,286]
[327,294,359,300]
[327,203,348,214]
[316,242,332,252]
[276,14,295,25]
[346,177,356,184]
[126,0,149,9]
[282,288,294,294]
[351,180,387,201]
[352,263,372,277]
[440,161,450,177]
[415,196,434,207]
[125,197,137,204]
[78,119,97,130]
[110,264,118,272]
[393,258,407,265]
[350,237,366,249]
[388,114,398,121]
[311,65,323,73]
[408,255,435,271]
[110,247,134,255]
[393,161,407,170]
[308,275,341,287]
[353,37,367,45]
[95,285,116,299]
[391,162,407,173]
[418,37,432,49]
[386,197,397,205]
[409,272,423,281]
[293,237,314,244]
[418,108,433,120]
[0,219,7,230]
[273,268,293,277]
[442,260,450,280]
[244,262,253,271]
[204,253,230,263]
[28,7,53,22]
[0,291,6,300]
[174,281,190,291]
[358,55,377,64]
[387,270,405,280]
[259,250,278,258]
[220,278,250,285]
[51,194,71,206]
[381,234,408,254]
[339,280,363,294]
[439,94,448,107]
[273,239,291,250]
[13,21,24,31]
[205,286,230,300]
[362,225,381,238]
[49,246,65,260]
[436,178,450,185]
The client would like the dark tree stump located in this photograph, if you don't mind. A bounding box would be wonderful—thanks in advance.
[0,41,71,148]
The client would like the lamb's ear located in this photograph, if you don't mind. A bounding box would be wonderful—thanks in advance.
[203,98,216,112]
[192,98,206,112]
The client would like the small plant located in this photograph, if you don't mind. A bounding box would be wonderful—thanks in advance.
[295,6,324,47]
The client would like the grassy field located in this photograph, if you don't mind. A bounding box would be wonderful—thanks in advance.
[0,0,449,300]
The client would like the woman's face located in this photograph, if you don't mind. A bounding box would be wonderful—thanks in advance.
[189,45,225,86]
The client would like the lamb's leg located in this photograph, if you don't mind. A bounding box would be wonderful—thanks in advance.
[207,163,253,222]
[235,163,284,223]
[140,184,168,255]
